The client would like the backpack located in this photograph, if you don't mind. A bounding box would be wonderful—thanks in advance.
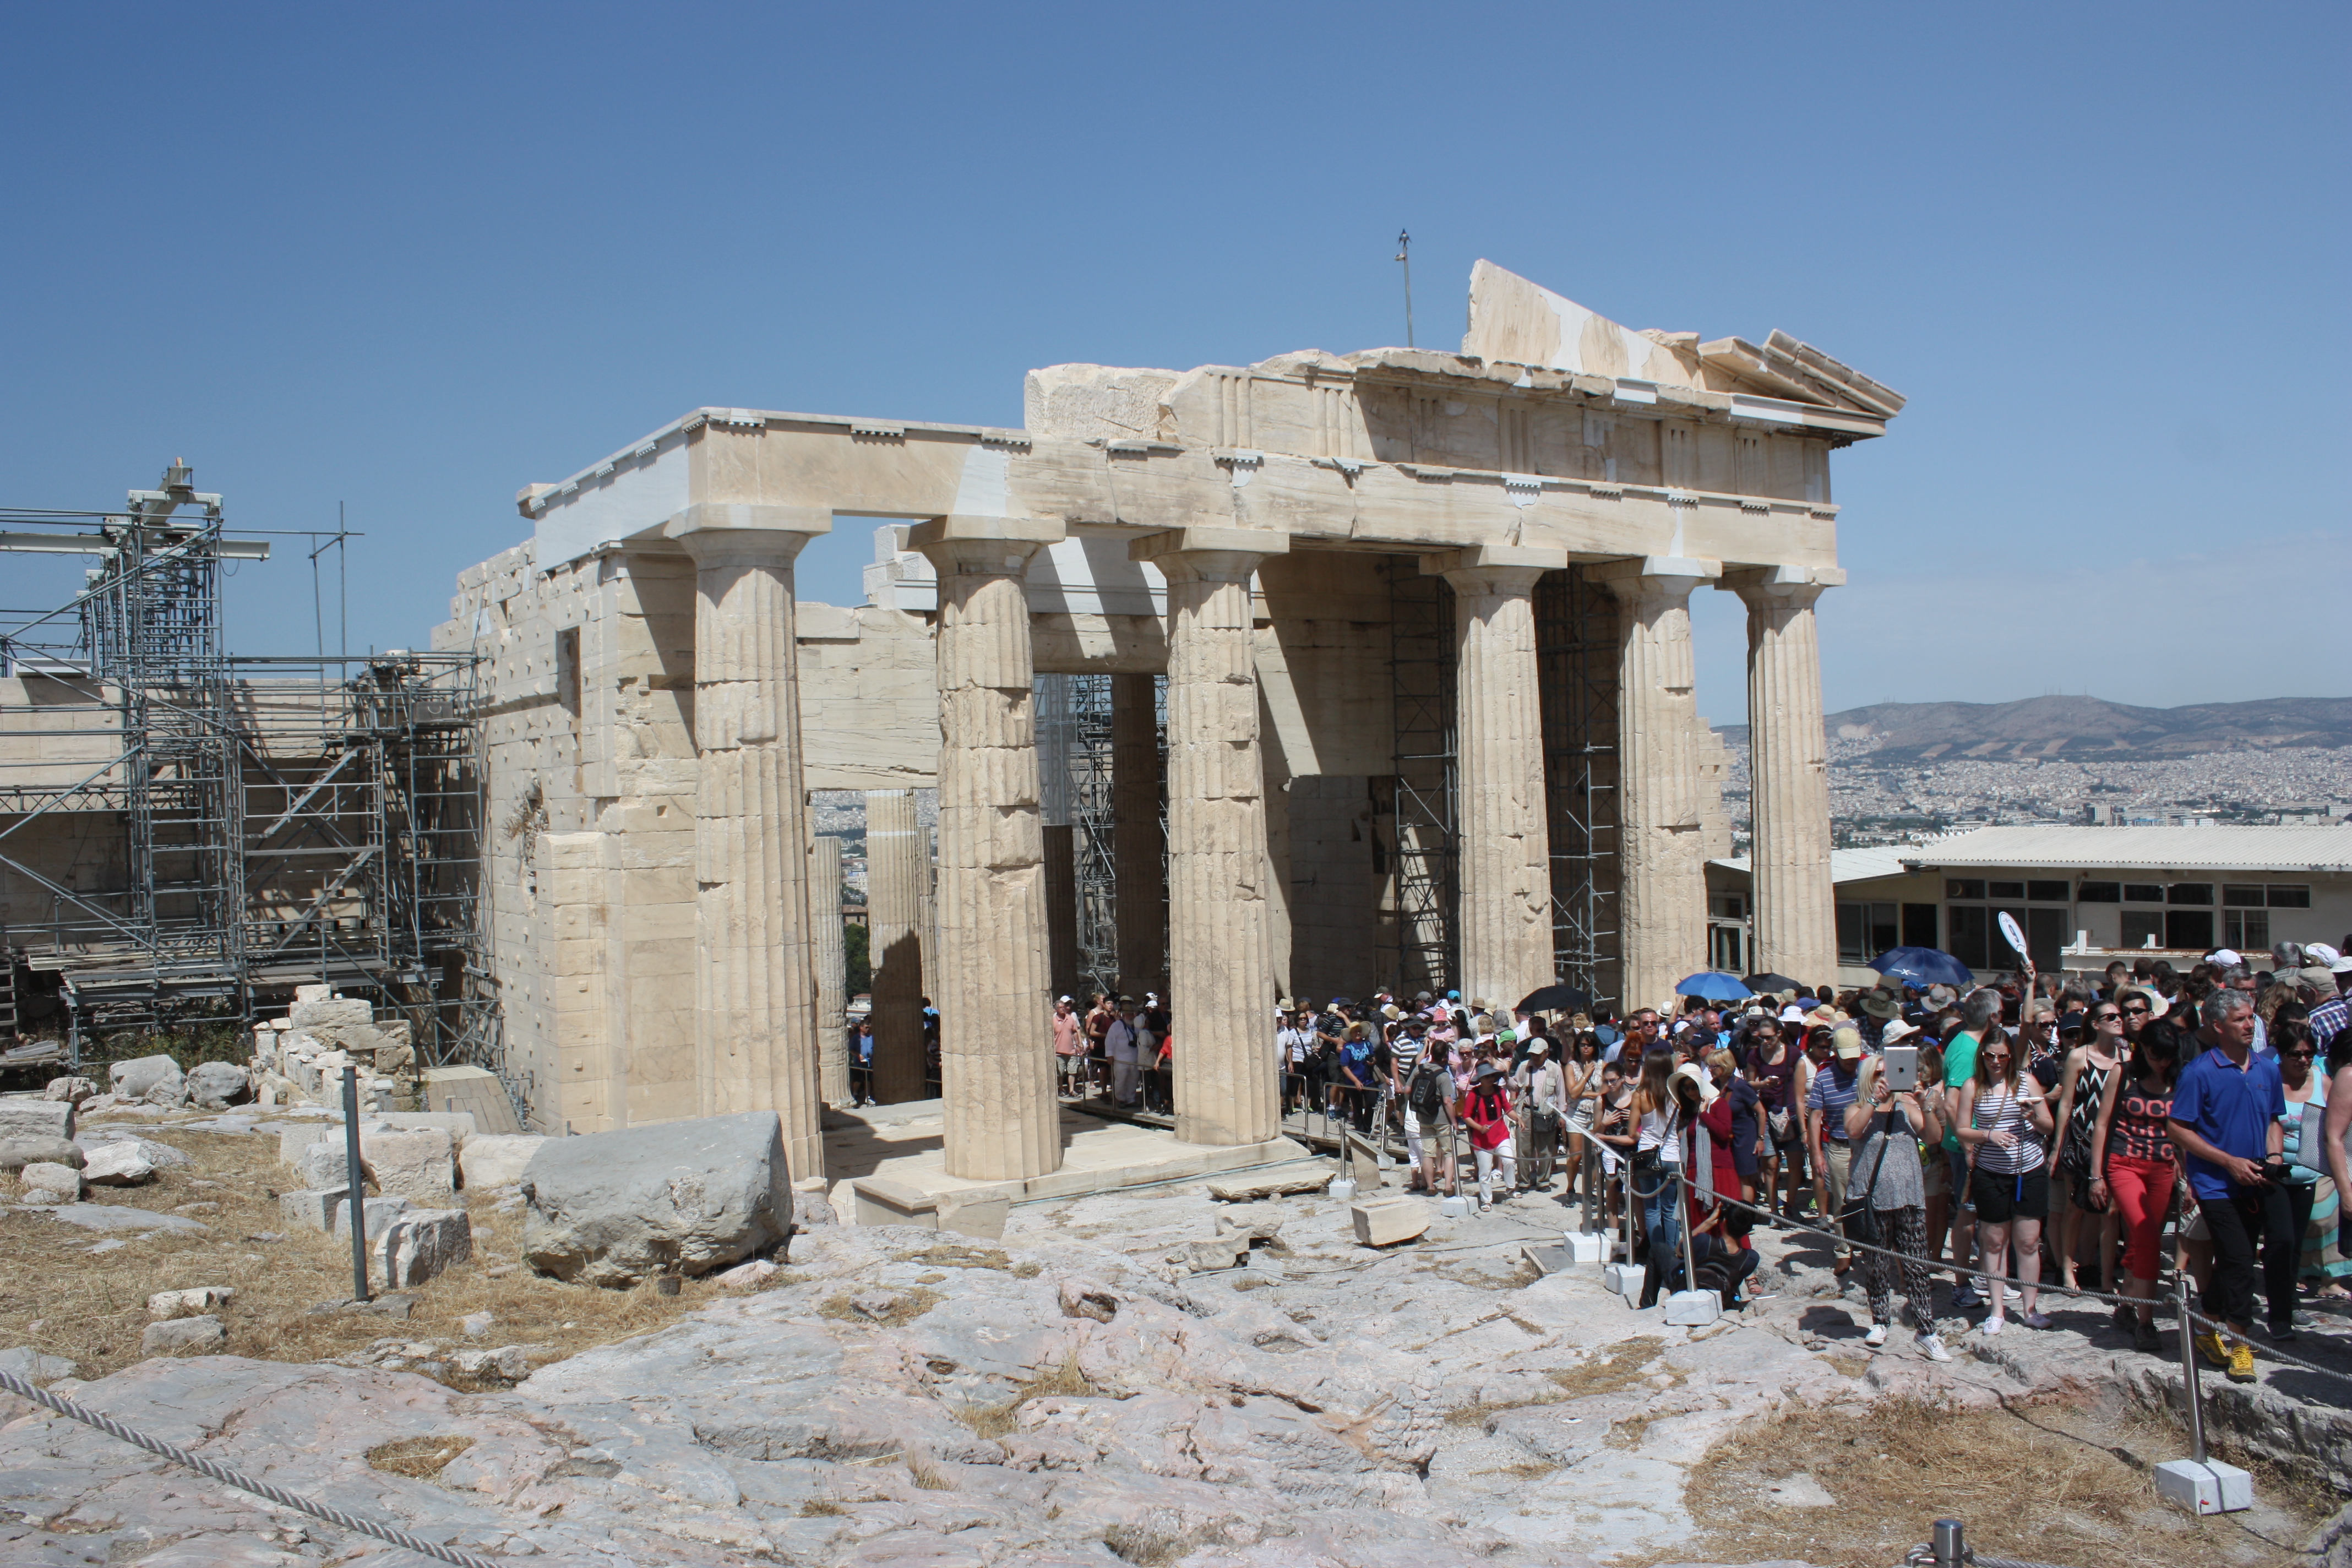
[1409,1061,1446,1117]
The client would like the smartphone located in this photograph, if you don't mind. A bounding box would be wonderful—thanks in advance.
[1883,1044,1919,1093]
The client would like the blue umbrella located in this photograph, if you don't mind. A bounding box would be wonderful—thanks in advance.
[1866,946,1974,989]
[1674,971,1751,1001]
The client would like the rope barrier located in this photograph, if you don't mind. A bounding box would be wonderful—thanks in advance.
[0,1368,503,1567]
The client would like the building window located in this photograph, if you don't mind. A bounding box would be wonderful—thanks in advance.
[2027,880,2069,902]
[1838,902,1900,965]
[1710,893,1745,921]
[2123,884,2165,903]
[2166,910,2215,949]
[1902,903,1939,948]
[2120,911,2165,950]
[1709,924,1744,974]
[1948,905,1990,970]
[2225,908,2270,951]
[2269,885,2311,909]
[2078,881,2121,903]
[1989,880,2026,901]
[1946,879,1985,901]
[2168,884,2213,906]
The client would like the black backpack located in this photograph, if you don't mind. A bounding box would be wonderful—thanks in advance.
[1408,1060,1446,1117]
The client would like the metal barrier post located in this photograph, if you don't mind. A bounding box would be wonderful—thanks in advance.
[1931,1517,1963,1567]
[2175,1268,2207,1464]
[1677,1166,1700,1297]
[340,1064,369,1303]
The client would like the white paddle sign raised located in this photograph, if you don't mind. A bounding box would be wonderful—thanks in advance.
[1997,910,2030,961]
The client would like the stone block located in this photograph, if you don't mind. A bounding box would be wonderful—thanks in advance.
[715,1258,777,1289]
[294,983,333,1004]
[81,1142,156,1186]
[376,1208,472,1289]
[1560,1231,1608,1263]
[280,1186,347,1232]
[0,1347,77,1385]
[295,1138,350,1191]
[0,1137,81,1172]
[186,1061,249,1109]
[1214,1202,1283,1243]
[458,1134,544,1189]
[280,1125,334,1167]
[148,1286,236,1320]
[2154,1458,2252,1515]
[1326,1177,1358,1204]
[42,1077,97,1106]
[333,1194,412,1242]
[1351,1199,1431,1248]
[0,1097,74,1142]
[19,1161,81,1201]
[451,1343,534,1380]
[935,1191,1009,1240]
[360,1126,456,1202]
[1183,1237,1249,1272]
[141,1316,227,1355]
[371,1111,477,1145]
[1663,1290,1722,1326]
[77,1131,188,1170]
[521,1110,792,1286]
[1438,1195,1473,1219]
[109,1055,184,1107]
[290,997,372,1031]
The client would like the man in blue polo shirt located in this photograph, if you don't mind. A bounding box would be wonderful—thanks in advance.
[2169,993,2291,1382]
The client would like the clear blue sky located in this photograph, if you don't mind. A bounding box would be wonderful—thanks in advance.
[4,3,2343,724]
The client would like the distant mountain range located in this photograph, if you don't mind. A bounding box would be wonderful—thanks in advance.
[1714,696,2352,764]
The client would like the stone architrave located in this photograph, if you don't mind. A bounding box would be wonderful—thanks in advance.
[1426,545,1566,1016]
[1111,672,1165,998]
[1592,557,1721,1015]
[865,788,928,1102]
[811,834,850,1106]
[912,516,1066,1182]
[1130,527,1287,1147]
[1727,567,1842,986]
[669,503,829,1184]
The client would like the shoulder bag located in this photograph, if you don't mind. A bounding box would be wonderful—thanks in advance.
[1838,1109,1896,1249]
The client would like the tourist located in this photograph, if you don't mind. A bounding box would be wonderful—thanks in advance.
[1560,1031,1605,1213]
[1105,1001,1144,1108]
[1593,1060,1637,1231]
[1632,1049,1689,1309]
[1337,1021,1379,1134]
[2169,990,2292,1380]
[1806,1026,1865,1275]
[1845,1050,1951,1361]
[1402,1037,1459,1197]
[1085,994,1118,1098]
[1514,1038,1565,1191]
[1278,1008,1315,1113]
[1940,989,2004,1309]
[1052,995,1085,1098]
[1955,1026,2055,1333]
[1461,1061,1516,1210]
[2273,1020,2347,1295]
[2324,1017,2352,1287]
[1705,1045,1761,1205]
[2052,1000,2126,1291]
[1745,1015,1803,1222]
[850,1017,875,1106]
[2088,1018,2184,1353]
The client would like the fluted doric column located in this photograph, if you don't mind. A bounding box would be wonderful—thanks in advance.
[812,833,850,1106]
[1592,556,1721,1017]
[865,788,928,1103]
[1727,566,1842,988]
[913,516,1065,1182]
[1111,672,1166,999]
[670,504,827,1183]
[1131,527,1287,1146]
[1427,545,1566,1016]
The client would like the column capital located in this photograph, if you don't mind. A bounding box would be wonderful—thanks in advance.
[1129,526,1289,582]
[1589,555,1722,603]
[910,514,1065,579]
[1721,563,1844,602]
[666,503,830,564]
[1420,543,1566,597]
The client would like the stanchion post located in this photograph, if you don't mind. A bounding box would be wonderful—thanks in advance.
[1677,1166,1700,1298]
[340,1064,369,1303]
[1931,1517,1962,1567]
[2176,1268,2206,1464]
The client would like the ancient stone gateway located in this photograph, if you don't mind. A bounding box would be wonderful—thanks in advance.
[435,261,1899,1183]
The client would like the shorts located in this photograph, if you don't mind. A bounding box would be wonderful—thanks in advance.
[1921,1150,1951,1200]
[1969,1165,2049,1225]
[1947,1148,1974,1212]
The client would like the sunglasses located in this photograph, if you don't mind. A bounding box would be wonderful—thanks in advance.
[1980,1051,2013,1063]
[2120,1005,2151,1015]
[2092,1011,2121,1023]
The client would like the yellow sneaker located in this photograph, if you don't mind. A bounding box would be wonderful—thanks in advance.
[2195,1329,2232,1371]
[2226,1339,2257,1384]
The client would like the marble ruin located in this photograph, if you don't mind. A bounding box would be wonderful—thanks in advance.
[433,260,1901,1183]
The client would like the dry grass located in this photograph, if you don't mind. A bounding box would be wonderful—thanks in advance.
[1544,1335,1666,1400]
[1648,1394,2322,1568]
[0,1120,752,1388]
[955,1351,1101,1440]
[891,1241,1040,1278]
[799,1498,847,1517]
[906,1456,957,1490]
[365,1434,475,1478]
[816,1286,940,1329]
[1104,1522,1223,1566]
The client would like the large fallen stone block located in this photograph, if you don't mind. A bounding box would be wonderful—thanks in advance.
[148,1286,236,1320]
[186,1061,249,1109]
[295,1138,350,1191]
[290,997,372,1031]
[19,1161,83,1201]
[521,1110,792,1286]
[280,1186,347,1232]
[1215,1202,1284,1243]
[81,1142,156,1186]
[375,1208,471,1288]
[0,1136,81,1172]
[458,1134,544,1189]
[280,1124,335,1167]
[293,982,333,1004]
[0,1097,74,1142]
[110,1055,186,1107]
[1351,1199,1432,1248]
[333,1194,412,1241]
[1206,1162,1332,1201]
[361,1126,455,1201]
[141,1315,226,1355]
[42,1077,97,1106]
[77,1131,190,1170]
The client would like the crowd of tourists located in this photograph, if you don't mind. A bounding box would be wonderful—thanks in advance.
[1047,943,2352,1379]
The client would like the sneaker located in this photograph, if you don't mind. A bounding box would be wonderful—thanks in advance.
[2226,1340,2257,1384]
[2195,1329,2233,1371]
[1951,1284,1983,1310]
[2133,1319,2163,1355]
[1917,1331,1952,1363]
[2112,1303,2135,1337]
[2019,1310,2051,1330]
[1865,1323,1888,1348]
[2267,1318,2300,1344]
[1980,1315,2005,1336]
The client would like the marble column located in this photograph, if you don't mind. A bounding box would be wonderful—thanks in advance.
[913,516,1065,1182]
[865,788,928,1103]
[812,833,850,1106]
[1131,527,1287,1147]
[1592,557,1721,1017]
[1427,545,1566,1016]
[1727,567,1842,987]
[669,506,828,1184]
[1111,672,1166,999]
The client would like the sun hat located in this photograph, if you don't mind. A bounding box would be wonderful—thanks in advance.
[1832,1026,1864,1060]
[2306,942,2343,967]
[1880,1018,1921,1046]
[1478,1061,1502,1079]
[1859,988,1899,1020]
[1670,1059,1718,1107]
[1779,1004,1806,1023]
[1380,1004,1403,1021]
[1529,1039,1549,1058]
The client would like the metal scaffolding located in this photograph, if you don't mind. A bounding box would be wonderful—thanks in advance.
[1385,558,1457,996]
[0,466,491,1067]
[1535,565,1621,1010]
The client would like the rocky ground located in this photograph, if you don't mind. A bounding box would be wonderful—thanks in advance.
[3,1106,2348,1568]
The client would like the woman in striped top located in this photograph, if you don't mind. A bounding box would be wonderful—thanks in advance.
[2089,1019,2185,1354]
[1956,1033,2057,1333]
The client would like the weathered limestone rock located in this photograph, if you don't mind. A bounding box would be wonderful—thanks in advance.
[1206,1163,1331,1201]
[289,996,372,1031]
[1111,672,1166,996]
[1594,558,1719,1012]
[81,1142,155,1186]
[279,1124,334,1167]
[42,1076,97,1106]
[140,1315,226,1355]
[279,1186,346,1232]
[375,1208,472,1289]
[1132,529,1284,1147]
[1182,1236,1249,1271]
[1351,1197,1433,1247]
[810,832,851,1106]
[186,1061,249,1109]
[458,1133,545,1189]
[914,516,1064,1183]
[75,1130,188,1169]
[333,1194,413,1242]
[294,1138,349,1192]
[1214,1202,1284,1243]
[110,1054,187,1108]
[148,1287,236,1320]
[1728,568,1841,986]
[865,788,928,1103]
[0,1097,74,1142]
[360,1126,455,1202]
[1431,546,1564,1014]
[0,1346,76,1384]
[674,509,826,1186]
[0,1137,81,1172]
[520,1110,793,1286]
[19,1161,81,1201]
